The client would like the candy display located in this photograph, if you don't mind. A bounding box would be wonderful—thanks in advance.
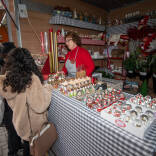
[82,88,125,112]
[49,73,155,138]
[123,115,130,123]
[59,77,94,98]
[145,110,154,119]
[113,110,121,117]
[134,119,142,127]
[101,93,156,138]
[140,114,148,124]
[115,119,126,128]
[127,94,156,111]
[135,106,142,114]
[47,71,66,87]
[51,74,125,112]
[130,110,137,120]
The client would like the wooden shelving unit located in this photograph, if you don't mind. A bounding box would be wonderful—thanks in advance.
[49,15,105,31]
[57,35,106,45]
[107,18,156,35]
[50,16,107,69]
[110,57,123,60]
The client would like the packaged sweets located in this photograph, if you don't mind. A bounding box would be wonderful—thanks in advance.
[130,110,138,120]
[113,110,121,117]
[135,106,142,114]
[140,114,149,124]
[145,110,154,119]
[134,119,142,127]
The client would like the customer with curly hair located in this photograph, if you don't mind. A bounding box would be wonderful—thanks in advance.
[0,48,52,156]
[0,42,22,156]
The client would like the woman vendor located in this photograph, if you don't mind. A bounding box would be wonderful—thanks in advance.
[42,31,95,78]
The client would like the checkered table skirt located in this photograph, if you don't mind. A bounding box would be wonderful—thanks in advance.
[48,90,156,156]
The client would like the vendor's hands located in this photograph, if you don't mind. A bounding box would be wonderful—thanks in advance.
[76,70,86,78]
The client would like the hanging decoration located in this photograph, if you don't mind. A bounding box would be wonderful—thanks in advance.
[127,16,156,54]
[141,32,156,54]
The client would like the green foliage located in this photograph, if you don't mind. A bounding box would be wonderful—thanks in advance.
[140,79,148,96]
[101,71,114,79]
[123,55,136,71]
[136,58,148,72]
[135,47,142,57]
[136,55,152,73]
[150,54,156,74]
[123,48,142,72]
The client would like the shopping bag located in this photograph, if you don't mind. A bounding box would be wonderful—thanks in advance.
[29,123,57,156]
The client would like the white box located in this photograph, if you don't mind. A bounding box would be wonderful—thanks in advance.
[101,99,155,139]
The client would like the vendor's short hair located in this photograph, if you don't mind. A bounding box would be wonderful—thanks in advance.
[65,31,81,46]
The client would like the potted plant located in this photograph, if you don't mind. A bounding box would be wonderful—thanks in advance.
[123,55,136,78]
[136,58,148,80]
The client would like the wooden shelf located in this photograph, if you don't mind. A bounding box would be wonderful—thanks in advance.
[49,15,105,31]
[57,35,105,45]
[81,38,105,45]
[107,18,156,35]
[110,57,123,60]
[92,57,105,60]
[112,72,123,76]
[115,78,126,81]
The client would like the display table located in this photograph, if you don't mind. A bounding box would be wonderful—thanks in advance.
[48,90,156,156]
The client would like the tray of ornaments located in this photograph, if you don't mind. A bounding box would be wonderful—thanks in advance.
[101,93,156,139]
[81,88,126,112]
[47,72,66,88]
[59,77,95,97]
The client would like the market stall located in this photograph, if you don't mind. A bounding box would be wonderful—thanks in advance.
[48,88,156,156]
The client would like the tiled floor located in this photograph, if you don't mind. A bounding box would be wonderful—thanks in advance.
[0,127,23,156]
[0,127,8,156]
[0,126,55,156]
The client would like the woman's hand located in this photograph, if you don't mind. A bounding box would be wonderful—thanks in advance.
[76,70,86,78]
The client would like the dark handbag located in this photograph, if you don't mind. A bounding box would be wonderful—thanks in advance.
[26,102,57,156]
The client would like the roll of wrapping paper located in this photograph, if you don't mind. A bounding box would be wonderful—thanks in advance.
[40,32,45,53]
[54,32,59,72]
[48,51,52,73]
[107,47,111,69]
[44,32,48,54]
[50,29,55,72]
[49,29,53,73]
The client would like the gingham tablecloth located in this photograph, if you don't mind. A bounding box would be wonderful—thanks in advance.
[107,19,156,35]
[49,15,105,31]
[48,90,156,156]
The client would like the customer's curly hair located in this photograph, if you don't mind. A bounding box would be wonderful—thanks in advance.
[3,48,44,93]
[65,31,81,46]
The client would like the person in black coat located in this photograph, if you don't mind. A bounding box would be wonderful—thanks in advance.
[0,42,22,156]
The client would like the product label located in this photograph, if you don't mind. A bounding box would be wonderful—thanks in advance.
[115,119,126,128]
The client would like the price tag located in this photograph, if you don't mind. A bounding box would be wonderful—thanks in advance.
[115,119,126,128]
